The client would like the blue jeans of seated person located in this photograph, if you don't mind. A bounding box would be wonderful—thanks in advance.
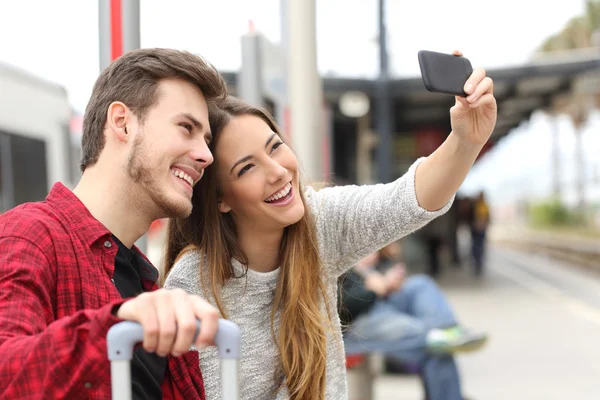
[343,275,463,400]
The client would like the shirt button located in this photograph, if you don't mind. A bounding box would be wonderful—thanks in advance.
[104,241,112,248]
[110,278,115,284]
[84,382,92,389]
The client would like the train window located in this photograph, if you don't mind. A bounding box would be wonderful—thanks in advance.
[0,132,8,212]
[10,134,48,206]
[0,132,48,210]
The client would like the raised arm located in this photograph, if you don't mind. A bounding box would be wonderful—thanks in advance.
[415,59,497,211]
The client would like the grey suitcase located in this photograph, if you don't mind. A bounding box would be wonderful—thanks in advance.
[107,319,241,400]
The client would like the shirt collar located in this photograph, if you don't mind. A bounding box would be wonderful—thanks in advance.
[46,182,111,248]
[46,182,160,283]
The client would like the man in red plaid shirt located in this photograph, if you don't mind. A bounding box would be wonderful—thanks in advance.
[0,48,228,399]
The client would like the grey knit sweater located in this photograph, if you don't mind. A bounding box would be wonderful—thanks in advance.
[164,158,453,399]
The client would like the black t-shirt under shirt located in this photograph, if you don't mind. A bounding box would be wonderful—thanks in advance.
[112,235,167,400]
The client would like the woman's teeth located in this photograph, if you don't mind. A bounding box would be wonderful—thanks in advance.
[171,168,194,186]
[265,183,292,203]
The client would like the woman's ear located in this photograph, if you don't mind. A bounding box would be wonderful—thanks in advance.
[218,199,232,213]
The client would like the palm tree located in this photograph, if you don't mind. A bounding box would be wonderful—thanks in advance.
[537,0,600,208]
[539,0,600,52]
[587,0,600,38]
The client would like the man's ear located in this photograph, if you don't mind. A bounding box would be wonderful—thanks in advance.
[218,199,232,213]
[106,101,131,142]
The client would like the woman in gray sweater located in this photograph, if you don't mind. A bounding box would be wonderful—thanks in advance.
[162,62,496,400]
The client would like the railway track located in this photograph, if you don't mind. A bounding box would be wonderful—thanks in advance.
[491,228,600,273]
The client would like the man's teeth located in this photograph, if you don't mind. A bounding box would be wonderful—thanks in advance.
[265,183,292,202]
[171,169,194,186]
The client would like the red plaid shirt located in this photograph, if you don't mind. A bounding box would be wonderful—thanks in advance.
[0,183,205,399]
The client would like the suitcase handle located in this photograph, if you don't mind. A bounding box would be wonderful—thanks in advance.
[107,319,240,400]
[107,318,241,361]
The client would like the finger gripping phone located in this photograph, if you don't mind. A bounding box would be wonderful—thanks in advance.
[418,50,473,97]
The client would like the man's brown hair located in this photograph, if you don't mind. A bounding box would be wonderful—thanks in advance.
[80,48,227,171]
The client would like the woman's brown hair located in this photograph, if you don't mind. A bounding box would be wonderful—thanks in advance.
[163,97,330,399]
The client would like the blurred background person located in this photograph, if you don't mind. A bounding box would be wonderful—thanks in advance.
[340,244,488,400]
[470,191,491,276]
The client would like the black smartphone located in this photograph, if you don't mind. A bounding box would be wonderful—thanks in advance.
[418,50,473,97]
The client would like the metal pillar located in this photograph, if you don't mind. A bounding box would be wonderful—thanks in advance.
[278,0,290,136]
[239,33,263,107]
[99,0,140,71]
[550,114,561,199]
[574,125,586,209]
[286,0,323,182]
[376,0,394,183]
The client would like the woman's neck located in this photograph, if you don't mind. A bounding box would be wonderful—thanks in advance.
[236,223,285,273]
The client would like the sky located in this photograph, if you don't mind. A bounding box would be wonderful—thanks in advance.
[0,0,595,212]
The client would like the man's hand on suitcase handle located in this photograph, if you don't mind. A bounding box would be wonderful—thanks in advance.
[115,288,219,357]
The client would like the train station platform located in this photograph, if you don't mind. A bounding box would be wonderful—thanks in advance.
[373,244,600,400]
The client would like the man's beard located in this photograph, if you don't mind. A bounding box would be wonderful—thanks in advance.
[126,133,192,219]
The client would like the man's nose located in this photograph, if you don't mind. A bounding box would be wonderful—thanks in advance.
[190,141,214,168]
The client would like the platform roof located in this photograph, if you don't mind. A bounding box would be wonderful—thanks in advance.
[222,50,600,144]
